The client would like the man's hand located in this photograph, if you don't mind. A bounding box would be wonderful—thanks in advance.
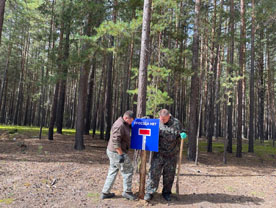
[119,154,125,163]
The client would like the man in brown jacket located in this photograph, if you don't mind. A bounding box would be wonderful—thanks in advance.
[101,110,136,200]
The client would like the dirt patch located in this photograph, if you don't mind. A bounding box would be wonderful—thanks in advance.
[0,133,275,207]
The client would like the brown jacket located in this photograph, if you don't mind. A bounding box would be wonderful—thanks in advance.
[107,117,131,153]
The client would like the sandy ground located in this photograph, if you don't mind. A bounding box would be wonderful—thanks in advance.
[0,131,276,208]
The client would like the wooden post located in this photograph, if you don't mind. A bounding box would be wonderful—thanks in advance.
[176,137,185,195]
[139,150,147,199]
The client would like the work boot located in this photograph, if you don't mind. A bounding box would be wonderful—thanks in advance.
[122,192,137,200]
[144,193,153,201]
[162,193,171,201]
[100,192,115,199]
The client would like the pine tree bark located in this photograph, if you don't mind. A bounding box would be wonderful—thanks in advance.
[227,0,234,153]
[0,34,12,120]
[214,0,223,138]
[237,0,246,158]
[92,67,104,137]
[258,27,265,143]
[267,32,276,147]
[100,54,107,139]
[75,11,94,150]
[56,12,71,134]
[104,0,117,141]
[207,0,217,153]
[84,58,96,135]
[248,0,255,152]
[14,33,29,125]
[137,0,152,199]
[188,0,201,161]
[0,0,6,45]
[0,27,10,116]
[48,3,65,140]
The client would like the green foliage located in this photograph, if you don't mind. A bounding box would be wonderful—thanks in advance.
[128,65,173,116]
[147,86,173,116]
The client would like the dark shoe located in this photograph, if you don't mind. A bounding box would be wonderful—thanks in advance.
[122,192,137,200]
[100,192,115,199]
[162,193,171,201]
[144,193,153,201]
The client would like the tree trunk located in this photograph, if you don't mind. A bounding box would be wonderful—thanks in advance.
[14,33,29,125]
[248,0,255,152]
[92,66,104,137]
[227,0,234,153]
[188,0,201,161]
[75,10,94,150]
[100,55,107,139]
[104,0,117,141]
[0,0,6,45]
[84,57,96,135]
[56,15,71,134]
[267,30,275,147]
[74,65,88,150]
[237,0,246,158]
[48,4,65,139]
[258,26,265,143]
[127,20,135,110]
[0,35,12,119]
[137,0,152,199]
[214,0,223,138]
[8,81,16,123]
[207,0,217,153]
[24,93,30,126]
[0,75,8,123]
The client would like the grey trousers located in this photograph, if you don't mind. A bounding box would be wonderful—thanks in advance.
[102,149,134,193]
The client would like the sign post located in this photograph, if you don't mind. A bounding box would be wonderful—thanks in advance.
[131,118,159,199]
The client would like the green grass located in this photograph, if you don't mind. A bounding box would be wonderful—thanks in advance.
[0,125,100,136]
[254,140,276,159]
[87,192,100,202]
[180,138,276,161]
[196,139,276,159]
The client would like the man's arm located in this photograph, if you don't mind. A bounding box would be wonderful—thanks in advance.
[160,123,180,136]
[160,119,186,136]
[112,126,125,163]
[112,126,124,154]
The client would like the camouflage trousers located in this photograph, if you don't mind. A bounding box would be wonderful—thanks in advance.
[146,152,178,194]
[102,149,134,193]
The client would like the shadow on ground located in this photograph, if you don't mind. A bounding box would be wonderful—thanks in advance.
[149,193,264,206]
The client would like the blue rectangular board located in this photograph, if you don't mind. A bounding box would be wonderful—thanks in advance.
[131,118,160,152]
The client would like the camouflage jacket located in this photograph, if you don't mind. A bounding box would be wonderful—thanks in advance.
[159,116,184,156]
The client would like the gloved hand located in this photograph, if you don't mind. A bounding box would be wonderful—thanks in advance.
[119,154,125,163]
[180,132,187,139]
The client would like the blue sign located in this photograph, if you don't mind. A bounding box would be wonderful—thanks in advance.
[131,118,160,152]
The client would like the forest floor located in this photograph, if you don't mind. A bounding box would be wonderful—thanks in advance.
[0,130,276,208]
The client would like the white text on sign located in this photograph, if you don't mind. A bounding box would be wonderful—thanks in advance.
[133,121,158,126]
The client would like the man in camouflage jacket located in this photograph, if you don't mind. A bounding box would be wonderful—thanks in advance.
[144,109,185,202]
